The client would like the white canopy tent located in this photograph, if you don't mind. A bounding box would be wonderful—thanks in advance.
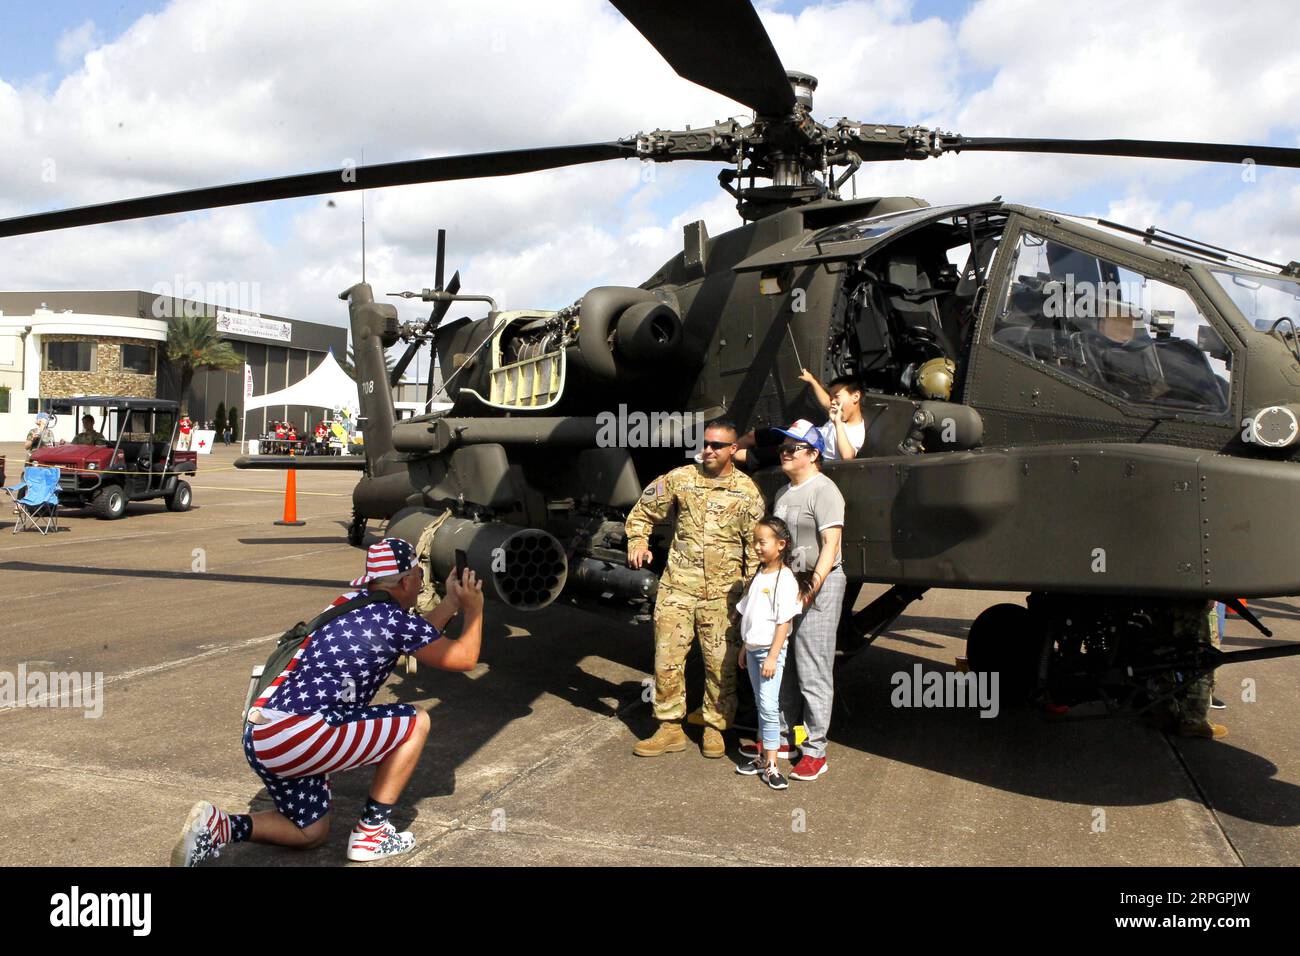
[242,351,359,452]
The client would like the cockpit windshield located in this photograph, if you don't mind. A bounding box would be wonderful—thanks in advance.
[1211,270,1300,333]
[993,232,1232,414]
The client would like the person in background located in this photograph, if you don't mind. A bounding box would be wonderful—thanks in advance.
[1213,602,1228,710]
[24,412,54,453]
[71,414,107,446]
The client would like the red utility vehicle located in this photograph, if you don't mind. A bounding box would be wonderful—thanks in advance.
[29,397,197,519]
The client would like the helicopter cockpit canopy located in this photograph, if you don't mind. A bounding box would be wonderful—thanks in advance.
[1211,270,1300,333]
[993,231,1232,414]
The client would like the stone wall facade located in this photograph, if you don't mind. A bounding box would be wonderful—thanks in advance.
[41,334,158,400]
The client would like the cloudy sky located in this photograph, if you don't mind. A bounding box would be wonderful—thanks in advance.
[3,0,1299,378]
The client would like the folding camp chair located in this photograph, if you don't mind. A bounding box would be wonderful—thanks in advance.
[1,456,23,514]
[13,465,61,535]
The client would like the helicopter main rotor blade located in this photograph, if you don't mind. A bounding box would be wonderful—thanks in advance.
[0,142,637,239]
[610,0,794,117]
[939,135,1300,169]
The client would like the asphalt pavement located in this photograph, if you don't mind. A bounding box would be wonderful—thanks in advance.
[1,441,1296,866]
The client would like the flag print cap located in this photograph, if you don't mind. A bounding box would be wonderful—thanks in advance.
[351,537,418,587]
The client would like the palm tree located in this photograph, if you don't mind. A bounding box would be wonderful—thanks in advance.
[166,314,243,416]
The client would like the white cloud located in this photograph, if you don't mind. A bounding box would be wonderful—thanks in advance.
[1,0,1298,333]
[54,20,101,70]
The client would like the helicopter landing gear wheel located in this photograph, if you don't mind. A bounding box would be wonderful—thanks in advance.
[965,603,1039,705]
[347,511,367,548]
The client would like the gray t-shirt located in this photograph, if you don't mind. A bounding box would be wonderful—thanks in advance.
[772,472,845,573]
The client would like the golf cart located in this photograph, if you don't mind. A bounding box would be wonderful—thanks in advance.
[29,397,197,519]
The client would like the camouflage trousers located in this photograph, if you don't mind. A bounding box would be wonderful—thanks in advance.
[651,587,741,731]
[1168,601,1221,725]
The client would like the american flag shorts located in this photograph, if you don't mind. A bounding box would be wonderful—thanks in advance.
[243,704,419,828]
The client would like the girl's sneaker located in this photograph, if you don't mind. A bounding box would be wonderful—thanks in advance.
[739,741,800,761]
[346,821,416,862]
[761,763,788,790]
[735,755,765,776]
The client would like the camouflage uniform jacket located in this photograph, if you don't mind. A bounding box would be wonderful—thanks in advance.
[625,464,767,600]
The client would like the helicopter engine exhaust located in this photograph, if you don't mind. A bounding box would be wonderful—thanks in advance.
[387,508,567,611]
[574,286,682,380]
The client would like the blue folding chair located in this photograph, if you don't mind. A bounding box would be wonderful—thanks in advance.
[13,465,61,535]
[1,456,23,513]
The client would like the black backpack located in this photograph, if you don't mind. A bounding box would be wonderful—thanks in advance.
[244,589,394,717]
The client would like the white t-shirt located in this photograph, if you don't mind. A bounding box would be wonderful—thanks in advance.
[819,418,866,461]
[737,567,803,649]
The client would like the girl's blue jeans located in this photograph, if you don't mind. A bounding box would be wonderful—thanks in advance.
[746,643,788,751]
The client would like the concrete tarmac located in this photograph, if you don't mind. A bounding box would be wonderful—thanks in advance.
[1,441,1297,866]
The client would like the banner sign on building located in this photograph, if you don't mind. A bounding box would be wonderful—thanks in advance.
[244,362,253,399]
[217,309,291,343]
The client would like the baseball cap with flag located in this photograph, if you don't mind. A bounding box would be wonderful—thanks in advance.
[351,537,418,587]
[767,418,825,454]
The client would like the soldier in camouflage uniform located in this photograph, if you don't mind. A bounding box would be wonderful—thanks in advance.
[625,420,767,758]
[1150,600,1227,739]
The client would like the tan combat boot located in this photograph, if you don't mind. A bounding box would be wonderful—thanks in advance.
[701,727,725,759]
[633,721,687,757]
[1177,720,1228,740]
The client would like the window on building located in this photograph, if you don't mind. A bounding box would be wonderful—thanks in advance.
[0,388,9,414]
[121,343,156,375]
[44,340,97,372]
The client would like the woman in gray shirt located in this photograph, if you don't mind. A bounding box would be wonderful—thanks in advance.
[768,418,846,782]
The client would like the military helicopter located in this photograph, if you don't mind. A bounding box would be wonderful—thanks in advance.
[7,0,1300,718]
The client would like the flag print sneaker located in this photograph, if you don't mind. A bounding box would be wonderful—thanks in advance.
[346,820,417,862]
[171,800,230,867]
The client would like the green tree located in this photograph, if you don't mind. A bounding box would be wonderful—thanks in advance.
[214,400,227,436]
[166,314,242,416]
[228,405,240,441]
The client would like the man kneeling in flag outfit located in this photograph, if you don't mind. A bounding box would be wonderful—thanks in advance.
[172,537,484,865]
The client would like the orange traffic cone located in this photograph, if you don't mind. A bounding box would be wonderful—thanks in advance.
[275,468,306,526]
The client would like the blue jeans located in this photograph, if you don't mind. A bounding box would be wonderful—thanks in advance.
[746,643,788,750]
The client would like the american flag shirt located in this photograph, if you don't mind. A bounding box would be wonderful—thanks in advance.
[258,591,439,715]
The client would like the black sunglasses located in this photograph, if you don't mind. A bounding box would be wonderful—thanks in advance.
[701,439,736,450]
[779,443,813,456]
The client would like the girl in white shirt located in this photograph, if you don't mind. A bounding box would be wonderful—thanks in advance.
[736,516,814,790]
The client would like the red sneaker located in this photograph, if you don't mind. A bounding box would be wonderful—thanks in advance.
[789,755,828,781]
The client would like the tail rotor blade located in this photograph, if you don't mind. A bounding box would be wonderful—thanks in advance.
[435,228,446,291]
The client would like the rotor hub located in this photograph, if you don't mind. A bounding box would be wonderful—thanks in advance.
[786,71,818,112]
